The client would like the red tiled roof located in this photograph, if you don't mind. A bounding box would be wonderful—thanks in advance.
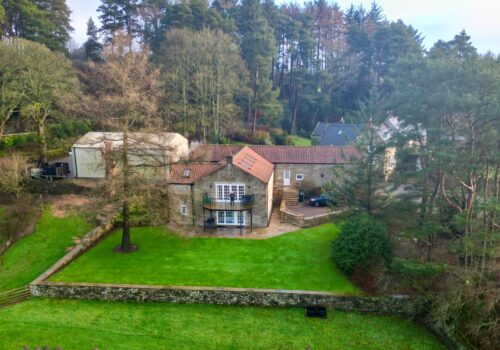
[190,144,242,162]
[168,163,222,184]
[250,145,358,164]
[232,146,274,183]
[190,144,358,164]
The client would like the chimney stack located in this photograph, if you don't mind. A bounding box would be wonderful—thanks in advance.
[226,155,233,165]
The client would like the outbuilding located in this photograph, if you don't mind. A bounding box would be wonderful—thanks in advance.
[70,132,189,178]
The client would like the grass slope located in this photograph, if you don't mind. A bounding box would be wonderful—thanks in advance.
[0,298,445,350]
[51,224,357,293]
[0,210,92,291]
[289,135,312,146]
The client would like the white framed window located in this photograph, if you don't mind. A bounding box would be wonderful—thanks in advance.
[215,183,245,202]
[180,205,187,215]
[216,211,245,225]
[296,174,304,181]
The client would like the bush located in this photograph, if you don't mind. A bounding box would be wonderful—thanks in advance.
[49,120,91,139]
[331,214,392,275]
[0,154,28,198]
[390,258,445,292]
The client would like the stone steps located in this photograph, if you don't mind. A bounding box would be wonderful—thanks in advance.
[283,188,299,207]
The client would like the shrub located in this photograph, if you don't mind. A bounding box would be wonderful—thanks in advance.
[331,214,392,275]
[390,258,445,292]
[0,154,28,198]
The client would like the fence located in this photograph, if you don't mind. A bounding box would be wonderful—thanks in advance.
[0,286,30,308]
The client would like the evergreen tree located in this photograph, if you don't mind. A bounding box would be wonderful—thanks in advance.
[238,0,282,135]
[84,17,103,62]
[1,0,72,52]
[98,0,139,41]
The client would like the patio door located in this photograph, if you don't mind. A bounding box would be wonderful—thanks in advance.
[283,170,291,186]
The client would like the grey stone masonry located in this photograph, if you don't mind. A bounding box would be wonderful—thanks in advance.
[30,282,427,318]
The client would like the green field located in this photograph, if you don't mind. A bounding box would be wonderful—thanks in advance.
[50,224,358,293]
[289,135,312,146]
[0,209,92,292]
[0,298,445,350]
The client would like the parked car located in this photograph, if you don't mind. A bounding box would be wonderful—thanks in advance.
[309,193,337,207]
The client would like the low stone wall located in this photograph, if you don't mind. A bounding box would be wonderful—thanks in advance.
[279,200,349,228]
[31,213,117,285]
[30,282,426,317]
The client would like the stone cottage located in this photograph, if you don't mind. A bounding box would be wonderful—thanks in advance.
[168,144,356,230]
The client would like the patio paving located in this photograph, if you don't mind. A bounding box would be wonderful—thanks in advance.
[167,208,298,239]
[286,203,331,218]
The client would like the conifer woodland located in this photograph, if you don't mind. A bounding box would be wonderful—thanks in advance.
[0,1,499,348]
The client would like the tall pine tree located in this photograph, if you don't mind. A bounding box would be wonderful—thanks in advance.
[84,17,103,62]
[98,0,139,42]
[1,0,72,52]
[238,0,281,135]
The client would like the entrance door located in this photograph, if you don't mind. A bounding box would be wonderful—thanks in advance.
[283,170,291,186]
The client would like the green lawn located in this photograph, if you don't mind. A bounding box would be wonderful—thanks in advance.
[50,224,358,293]
[0,298,445,350]
[0,209,92,292]
[289,135,312,146]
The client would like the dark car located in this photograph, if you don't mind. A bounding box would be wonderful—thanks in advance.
[309,193,337,207]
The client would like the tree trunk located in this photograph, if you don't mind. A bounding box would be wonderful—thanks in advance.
[38,120,48,166]
[118,124,136,253]
[366,120,375,213]
[290,84,299,135]
[252,69,259,136]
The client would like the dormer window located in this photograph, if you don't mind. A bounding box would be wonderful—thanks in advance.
[182,169,190,178]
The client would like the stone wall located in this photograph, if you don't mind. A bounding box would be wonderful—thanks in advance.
[31,213,117,285]
[273,164,349,204]
[30,282,426,318]
[279,200,349,228]
[168,184,194,226]
[192,163,270,227]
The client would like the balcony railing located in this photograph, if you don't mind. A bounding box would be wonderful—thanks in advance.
[202,194,254,211]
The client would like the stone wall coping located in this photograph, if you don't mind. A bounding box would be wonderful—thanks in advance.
[31,214,118,286]
[34,280,415,300]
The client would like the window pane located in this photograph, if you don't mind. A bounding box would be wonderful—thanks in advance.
[217,211,224,224]
[225,211,234,224]
[217,185,223,200]
[238,185,245,200]
[231,185,238,198]
[224,185,230,200]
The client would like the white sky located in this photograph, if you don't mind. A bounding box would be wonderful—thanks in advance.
[67,0,500,54]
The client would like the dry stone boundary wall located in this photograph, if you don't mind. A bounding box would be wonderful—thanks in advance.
[30,282,426,318]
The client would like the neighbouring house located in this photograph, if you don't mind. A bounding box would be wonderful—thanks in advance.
[70,132,189,178]
[311,118,421,180]
[311,122,362,146]
[168,144,357,230]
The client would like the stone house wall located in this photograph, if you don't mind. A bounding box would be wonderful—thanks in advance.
[168,184,194,226]
[191,164,272,227]
[273,164,348,203]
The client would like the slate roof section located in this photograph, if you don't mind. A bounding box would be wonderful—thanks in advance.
[311,122,328,137]
[168,163,222,184]
[317,123,362,146]
[232,146,274,183]
[189,144,358,165]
